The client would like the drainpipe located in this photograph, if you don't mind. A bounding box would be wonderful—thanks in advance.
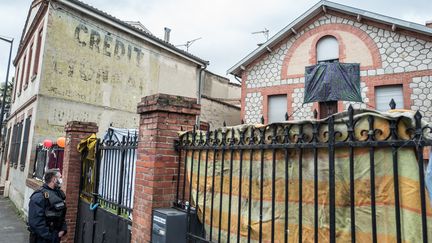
[196,65,207,128]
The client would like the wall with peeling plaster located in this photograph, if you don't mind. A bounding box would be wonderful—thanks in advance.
[202,71,241,101]
[38,6,199,133]
[199,71,241,128]
[3,3,200,212]
[200,98,241,128]
[3,3,241,214]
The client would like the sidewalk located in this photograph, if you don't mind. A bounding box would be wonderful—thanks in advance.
[0,197,28,243]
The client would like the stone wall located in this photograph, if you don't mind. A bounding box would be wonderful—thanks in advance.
[410,75,432,123]
[244,92,263,123]
[200,97,240,128]
[291,87,313,120]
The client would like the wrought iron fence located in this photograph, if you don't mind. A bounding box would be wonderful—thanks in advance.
[175,103,432,243]
[33,145,64,180]
[92,130,138,218]
[77,129,136,243]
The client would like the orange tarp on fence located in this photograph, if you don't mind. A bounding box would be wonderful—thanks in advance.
[182,110,432,242]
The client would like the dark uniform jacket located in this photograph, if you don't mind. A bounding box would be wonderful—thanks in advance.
[28,184,67,243]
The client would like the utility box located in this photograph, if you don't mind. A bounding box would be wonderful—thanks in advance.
[152,208,187,243]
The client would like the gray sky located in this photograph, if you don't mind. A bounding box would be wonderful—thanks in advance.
[0,0,430,84]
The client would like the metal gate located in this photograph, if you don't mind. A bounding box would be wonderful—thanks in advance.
[175,104,432,243]
[76,130,137,243]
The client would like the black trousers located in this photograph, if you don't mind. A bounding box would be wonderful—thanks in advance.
[29,231,60,243]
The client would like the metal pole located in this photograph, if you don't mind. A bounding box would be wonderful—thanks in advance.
[0,37,12,178]
[0,36,13,137]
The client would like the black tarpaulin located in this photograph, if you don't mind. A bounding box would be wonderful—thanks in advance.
[303,62,362,103]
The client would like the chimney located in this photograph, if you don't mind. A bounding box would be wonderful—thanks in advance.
[426,20,432,28]
[164,27,171,42]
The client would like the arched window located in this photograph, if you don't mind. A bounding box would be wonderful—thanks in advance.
[316,36,339,63]
[316,36,339,118]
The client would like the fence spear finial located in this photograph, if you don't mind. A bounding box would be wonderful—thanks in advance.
[348,104,354,117]
[414,110,423,130]
[230,128,235,145]
[389,99,396,110]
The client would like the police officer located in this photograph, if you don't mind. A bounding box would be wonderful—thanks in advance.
[28,169,67,243]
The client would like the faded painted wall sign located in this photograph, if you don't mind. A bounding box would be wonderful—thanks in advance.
[74,23,144,66]
[34,6,198,154]
[50,107,98,125]
[44,99,139,132]
[41,9,155,112]
[52,58,142,88]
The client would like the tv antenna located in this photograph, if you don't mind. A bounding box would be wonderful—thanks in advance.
[252,28,269,42]
[176,37,202,52]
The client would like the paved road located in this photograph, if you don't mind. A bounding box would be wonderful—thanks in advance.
[0,197,28,243]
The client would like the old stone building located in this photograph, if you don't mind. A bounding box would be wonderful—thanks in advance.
[0,0,240,213]
[229,0,432,124]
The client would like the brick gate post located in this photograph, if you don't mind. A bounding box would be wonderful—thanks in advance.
[131,94,200,243]
[62,121,98,243]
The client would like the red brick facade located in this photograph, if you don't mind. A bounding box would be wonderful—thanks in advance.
[131,93,200,243]
[241,13,432,123]
[252,68,432,123]
[280,23,383,79]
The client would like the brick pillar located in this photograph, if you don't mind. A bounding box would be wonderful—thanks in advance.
[131,94,200,243]
[62,121,98,243]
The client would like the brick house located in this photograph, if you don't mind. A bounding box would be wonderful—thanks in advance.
[228,0,432,123]
[0,0,240,215]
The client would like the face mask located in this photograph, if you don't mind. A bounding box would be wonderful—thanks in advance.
[56,178,63,188]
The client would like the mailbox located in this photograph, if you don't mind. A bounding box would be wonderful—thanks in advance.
[152,208,187,243]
